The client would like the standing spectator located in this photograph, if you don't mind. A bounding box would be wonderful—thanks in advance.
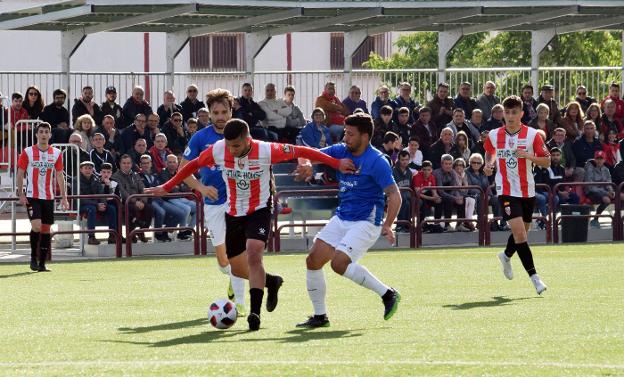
[128,139,148,171]
[112,154,153,243]
[560,101,584,141]
[547,147,579,210]
[5,92,31,148]
[600,81,624,120]
[300,108,332,149]
[572,120,602,168]
[122,86,153,129]
[584,151,615,228]
[148,133,172,174]
[121,113,153,153]
[99,163,122,231]
[433,154,465,231]
[370,85,397,120]
[160,112,187,155]
[392,107,412,147]
[89,132,116,176]
[575,85,596,113]
[445,108,479,144]
[315,81,348,143]
[476,81,500,120]
[546,127,577,181]
[95,115,123,158]
[236,83,266,128]
[158,155,196,241]
[72,114,96,152]
[412,160,442,232]
[427,83,454,126]
[392,150,413,233]
[22,85,44,119]
[599,99,623,140]
[469,109,484,132]
[405,135,423,172]
[372,105,396,149]
[528,103,555,140]
[411,107,438,154]
[342,85,368,115]
[156,90,182,128]
[180,84,205,122]
[453,82,478,118]
[72,86,103,126]
[283,85,306,143]
[450,131,471,162]
[196,108,210,129]
[521,84,538,124]
[394,82,420,123]
[40,89,71,144]
[258,83,291,141]
[101,86,125,129]
[77,161,117,245]
[429,128,455,170]
[538,84,562,126]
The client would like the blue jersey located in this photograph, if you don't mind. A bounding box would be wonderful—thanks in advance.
[321,143,395,225]
[183,125,226,205]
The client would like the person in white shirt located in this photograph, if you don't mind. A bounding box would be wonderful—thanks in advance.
[258,83,291,141]
[404,135,423,172]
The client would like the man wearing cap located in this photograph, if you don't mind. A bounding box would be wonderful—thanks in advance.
[101,86,125,129]
[77,161,118,245]
[583,150,615,228]
[538,85,562,126]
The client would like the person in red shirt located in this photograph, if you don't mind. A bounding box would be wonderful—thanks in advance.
[412,160,442,231]
[314,81,348,143]
[602,130,620,169]
[600,82,624,121]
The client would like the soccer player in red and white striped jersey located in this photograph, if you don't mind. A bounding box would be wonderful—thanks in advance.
[16,122,69,272]
[483,96,550,295]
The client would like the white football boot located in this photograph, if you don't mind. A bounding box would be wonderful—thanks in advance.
[497,252,514,280]
[530,274,548,295]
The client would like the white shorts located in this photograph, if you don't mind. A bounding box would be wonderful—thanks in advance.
[204,203,227,247]
[314,215,381,262]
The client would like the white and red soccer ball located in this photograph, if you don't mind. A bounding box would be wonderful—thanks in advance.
[208,299,237,329]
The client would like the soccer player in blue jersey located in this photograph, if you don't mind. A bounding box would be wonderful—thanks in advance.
[181,88,246,314]
[296,113,402,328]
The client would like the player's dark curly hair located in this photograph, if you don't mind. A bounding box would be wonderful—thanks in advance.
[223,119,249,140]
[206,88,234,111]
[344,113,374,138]
[502,95,523,110]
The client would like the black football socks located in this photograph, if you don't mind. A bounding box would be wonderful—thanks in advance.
[515,241,536,276]
[504,234,516,258]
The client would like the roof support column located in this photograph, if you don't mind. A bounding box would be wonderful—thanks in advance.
[531,29,555,94]
[343,30,368,99]
[166,32,190,91]
[438,31,462,84]
[621,31,624,90]
[60,30,86,104]
[245,32,271,84]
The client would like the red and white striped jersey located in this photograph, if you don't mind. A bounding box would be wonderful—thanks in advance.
[484,125,550,198]
[17,145,63,200]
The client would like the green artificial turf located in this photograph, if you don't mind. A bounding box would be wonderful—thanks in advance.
[1,244,623,376]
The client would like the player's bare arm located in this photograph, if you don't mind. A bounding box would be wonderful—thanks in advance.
[55,170,70,210]
[16,168,27,206]
[179,157,218,200]
[382,184,401,245]
[483,152,496,176]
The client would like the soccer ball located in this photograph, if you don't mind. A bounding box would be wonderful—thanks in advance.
[208,299,237,329]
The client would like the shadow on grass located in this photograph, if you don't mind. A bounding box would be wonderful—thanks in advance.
[118,318,208,334]
[442,296,537,310]
[104,329,248,347]
[0,271,37,279]
[239,328,364,343]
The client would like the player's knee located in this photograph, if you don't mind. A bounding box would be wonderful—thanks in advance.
[246,249,263,267]
[305,254,322,270]
[330,258,348,275]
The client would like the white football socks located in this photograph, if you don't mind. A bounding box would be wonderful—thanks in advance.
[231,275,246,306]
[306,269,327,316]
[343,263,389,296]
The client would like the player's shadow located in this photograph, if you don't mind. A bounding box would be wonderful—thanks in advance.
[118,318,208,334]
[0,271,36,279]
[103,329,248,348]
[240,328,363,343]
[442,296,537,310]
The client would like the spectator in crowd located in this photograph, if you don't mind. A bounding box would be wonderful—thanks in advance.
[40,89,71,144]
[196,108,210,129]
[427,83,454,126]
[283,85,306,142]
[599,99,623,140]
[533,146,551,230]
[483,104,505,132]
[22,85,44,119]
[101,86,125,129]
[560,101,584,141]
[186,118,199,138]
[6,92,31,148]
[72,86,103,126]
[379,131,400,165]
[128,138,148,171]
[99,163,120,221]
[572,120,603,169]
[411,107,438,154]
[575,85,596,113]
[258,83,292,141]
[146,113,160,136]
[476,81,500,120]
[600,81,624,120]
[453,158,475,231]
[342,85,368,115]
[433,154,465,231]
[547,147,579,210]
[64,133,90,192]
[446,108,479,144]
[157,90,182,128]
[528,103,555,140]
[521,84,538,124]
[451,130,471,162]
[315,81,347,143]
[73,114,96,152]
[405,135,423,172]
[122,86,153,128]
[180,84,205,122]
[148,133,172,174]
[158,154,196,241]
[612,157,624,187]
[546,127,577,180]
[453,82,478,118]
[429,127,455,170]
[538,84,562,126]
[395,82,420,123]
[77,161,117,245]
[138,155,171,242]
[584,150,615,228]
[602,130,621,170]
[469,108,484,131]
[300,108,332,149]
[160,112,187,155]
[392,150,413,233]
[370,85,397,120]
[466,153,505,231]
[472,130,489,158]
[585,103,603,139]
[96,115,123,158]
[89,132,116,176]
[392,107,412,147]
[411,160,442,232]
[121,113,153,153]
[112,154,153,242]
[372,105,396,149]
[236,83,266,128]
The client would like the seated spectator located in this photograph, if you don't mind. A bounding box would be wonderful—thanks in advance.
[372,105,396,149]
[283,85,306,143]
[429,127,455,170]
[469,108,484,132]
[433,154,465,231]
[603,130,621,170]
[378,131,400,166]
[89,132,116,176]
[547,127,577,181]
[73,114,96,152]
[64,133,90,193]
[585,103,603,140]
[584,151,615,228]
[411,107,438,155]
[128,138,148,171]
[315,81,347,143]
[538,84,562,126]
[371,85,397,120]
[146,113,160,136]
[23,85,44,120]
[575,85,596,113]
[572,120,602,170]
[599,99,623,140]
[72,86,103,126]
[148,133,172,174]
[612,158,624,188]
[453,81,478,118]
[77,161,117,245]
[453,158,473,231]
[160,112,187,155]
[101,86,125,129]
[40,89,71,144]
[600,81,624,121]
[158,155,197,241]
[451,131,471,163]
[99,162,119,206]
[404,136,423,172]
[196,108,210,129]
[392,107,412,147]
[300,108,332,149]
[476,81,500,120]
[528,103,555,139]
[483,104,505,132]
[180,84,205,122]
[411,160,442,232]
[236,83,266,129]
[533,159,551,230]
[472,130,489,159]
[95,115,123,159]
[560,101,584,141]
[112,154,153,243]
[446,108,479,145]
[395,82,420,123]
[392,150,413,233]
[122,86,153,128]
[157,90,182,128]
[5,92,30,148]
[259,83,291,141]
[427,83,454,126]
[547,147,579,210]
[466,153,505,231]
[521,84,538,124]
[342,85,368,115]
[187,118,199,138]
[121,113,153,153]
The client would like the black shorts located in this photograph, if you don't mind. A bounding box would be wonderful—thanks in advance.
[498,195,535,223]
[26,198,55,224]
[225,207,272,259]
